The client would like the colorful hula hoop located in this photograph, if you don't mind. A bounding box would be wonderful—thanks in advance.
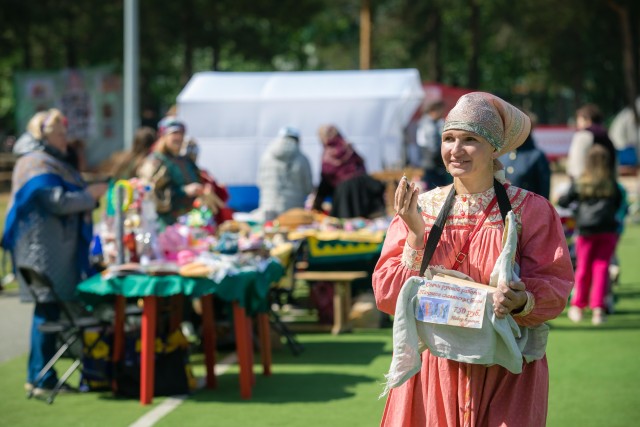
[111,179,134,211]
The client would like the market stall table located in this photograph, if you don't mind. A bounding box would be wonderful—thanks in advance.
[76,260,284,404]
[287,227,386,333]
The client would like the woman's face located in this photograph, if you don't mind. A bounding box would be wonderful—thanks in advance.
[165,131,184,156]
[441,129,497,181]
[44,119,68,151]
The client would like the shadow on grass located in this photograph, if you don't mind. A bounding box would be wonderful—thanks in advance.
[549,323,640,331]
[271,340,390,365]
[615,289,640,299]
[189,371,379,404]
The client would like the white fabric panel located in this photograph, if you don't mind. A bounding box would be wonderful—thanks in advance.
[178,69,424,185]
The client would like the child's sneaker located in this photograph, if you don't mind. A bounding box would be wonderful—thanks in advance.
[592,308,606,326]
[568,306,582,323]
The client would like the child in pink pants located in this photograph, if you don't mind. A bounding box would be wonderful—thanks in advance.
[558,144,622,325]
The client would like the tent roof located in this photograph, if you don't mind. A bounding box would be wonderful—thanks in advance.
[177,69,424,102]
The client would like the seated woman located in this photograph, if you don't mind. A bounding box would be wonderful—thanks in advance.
[311,125,385,218]
[138,117,203,226]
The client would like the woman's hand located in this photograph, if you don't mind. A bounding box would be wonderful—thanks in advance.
[183,182,204,197]
[492,280,528,318]
[86,183,108,201]
[394,176,425,248]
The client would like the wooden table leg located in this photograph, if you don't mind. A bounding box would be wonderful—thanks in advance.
[200,294,217,389]
[257,313,272,376]
[140,296,157,405]
[111,295,126,392]
[332,281,353,335]
[232,302,252,399]
[343,281,352,331]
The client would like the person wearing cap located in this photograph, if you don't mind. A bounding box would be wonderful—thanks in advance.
[257,126,313,220]
[2,108,107,394]
[372,92,574,426]
[138,116,203,226]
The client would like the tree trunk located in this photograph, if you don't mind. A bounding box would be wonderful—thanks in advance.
[182,0,195,85]
[22,17,32,69]
[607,0,640,205]
[468,0,480,89]
[64,6,77,67]
[609,1,638,124]
[210,0,220,71]
[360,0,371,70]
[425,6,442,82]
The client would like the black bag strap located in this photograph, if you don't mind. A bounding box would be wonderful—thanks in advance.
[494,179,512,223]
[418,179,512,276]
[419,185,456,276]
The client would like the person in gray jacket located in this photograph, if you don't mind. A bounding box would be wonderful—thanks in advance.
[257,126,313,221]
[1,108,107,394]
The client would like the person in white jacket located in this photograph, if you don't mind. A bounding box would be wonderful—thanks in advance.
[257,126,313,221]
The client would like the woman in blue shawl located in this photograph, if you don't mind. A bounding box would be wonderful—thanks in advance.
[1,109,107,393]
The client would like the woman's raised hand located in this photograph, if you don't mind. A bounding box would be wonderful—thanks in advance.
[395,176,425,248]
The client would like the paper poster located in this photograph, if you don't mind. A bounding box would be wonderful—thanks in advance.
[14,66,123,168]
[415,280,488,329]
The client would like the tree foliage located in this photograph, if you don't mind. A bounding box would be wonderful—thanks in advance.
[1,0,639,134]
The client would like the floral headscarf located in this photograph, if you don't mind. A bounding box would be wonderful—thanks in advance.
[443,92,531,156]
[318,125,366,187]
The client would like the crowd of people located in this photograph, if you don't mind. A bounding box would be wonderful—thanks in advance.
[0,90,632,424]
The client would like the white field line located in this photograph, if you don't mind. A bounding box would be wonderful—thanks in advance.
[129,352,238,427]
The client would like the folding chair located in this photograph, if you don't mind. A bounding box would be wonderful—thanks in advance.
[268,240,305,356]
[19,266,109,404]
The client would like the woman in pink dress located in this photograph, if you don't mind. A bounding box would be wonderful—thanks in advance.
[372,92,574,426]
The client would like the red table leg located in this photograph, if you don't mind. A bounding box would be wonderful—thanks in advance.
[246,317,255,386]
[257,313,272,376]
[140,296,157,405]
[232,302,252,399]
[111,296,126,392]
[200,294,217,389]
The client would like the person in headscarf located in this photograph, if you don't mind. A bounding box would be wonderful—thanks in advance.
[257,126,313,221]
[138,116,203,226]
[13,110,86,171]
[1,108,107,393]
[311,125,384,218]
[372,92,574,426]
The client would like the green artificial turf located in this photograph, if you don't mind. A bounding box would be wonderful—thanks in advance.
[546,221,640,427]
[0,211,638,426]
[169,331,391,427]
[0,355,165,427]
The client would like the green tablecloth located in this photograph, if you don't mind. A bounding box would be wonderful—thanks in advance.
[76,260,284,315]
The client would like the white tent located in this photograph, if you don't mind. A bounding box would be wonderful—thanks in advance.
[177,69,425,187]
